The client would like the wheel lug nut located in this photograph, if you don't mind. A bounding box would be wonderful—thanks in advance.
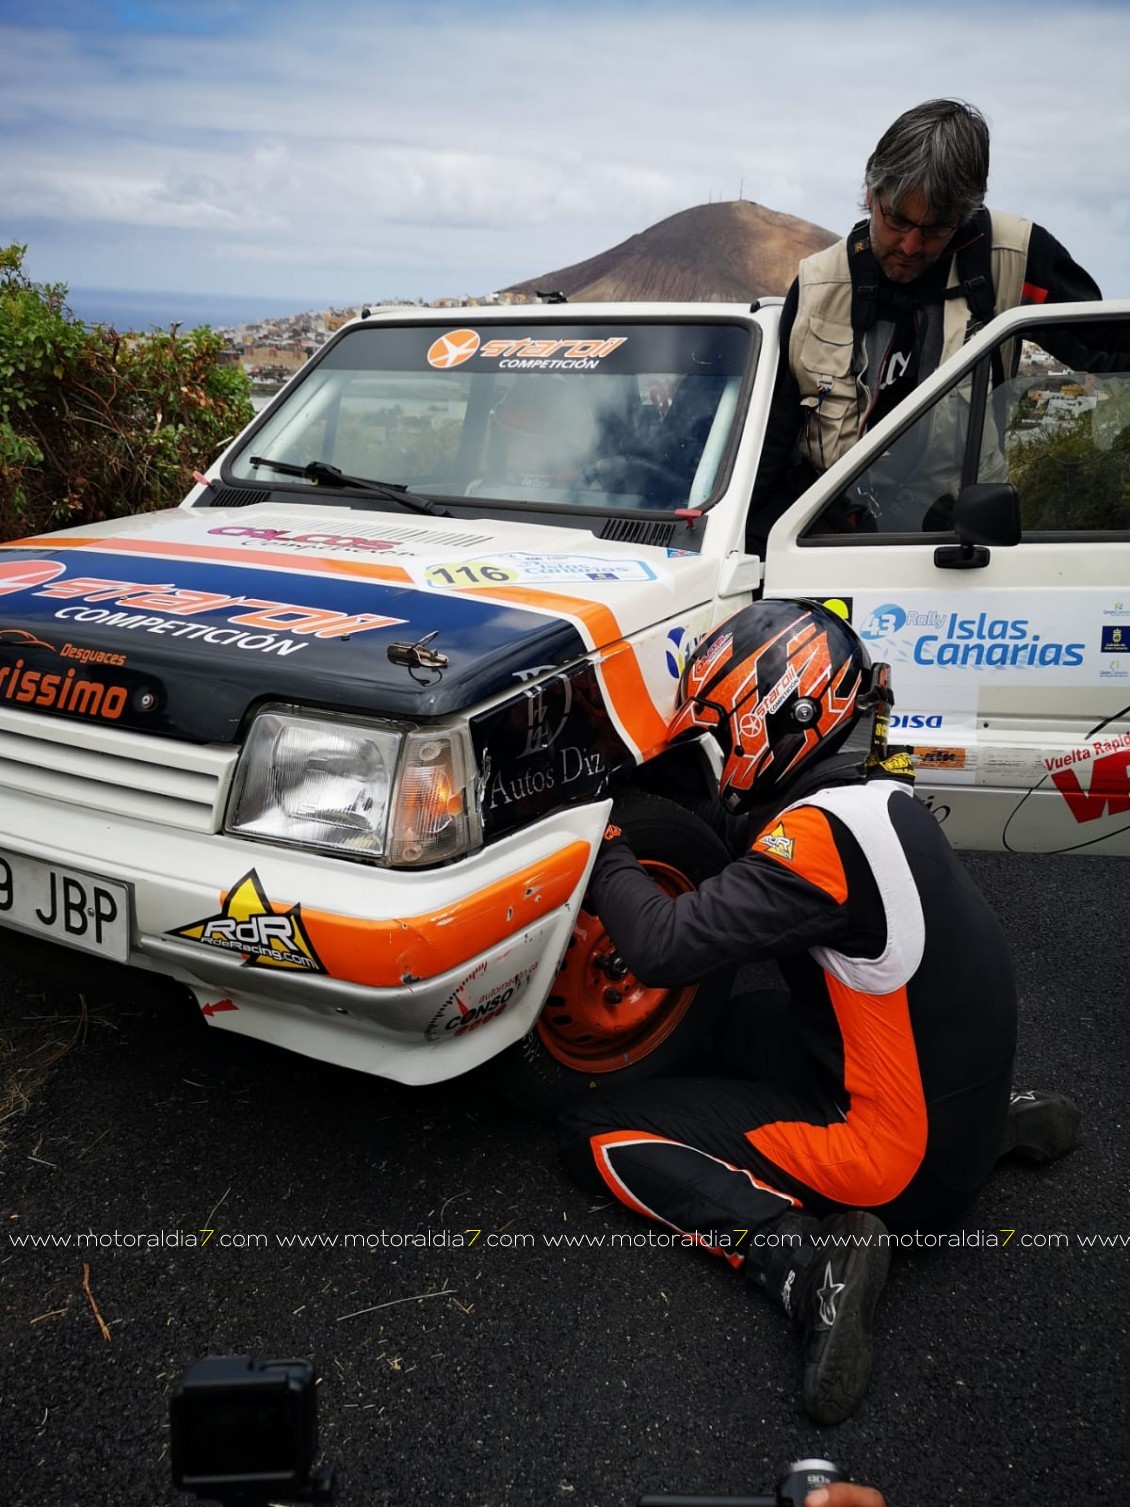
[603,988,622,1004]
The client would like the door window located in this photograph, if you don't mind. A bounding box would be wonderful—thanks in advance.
[802,318,1130,541]
[993,337,1130,533]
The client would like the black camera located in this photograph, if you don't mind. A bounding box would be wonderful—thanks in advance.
[639,1456,846,1507]
[169,1355,335,1505]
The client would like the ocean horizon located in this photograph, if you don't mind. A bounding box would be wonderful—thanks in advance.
[64,286,344,332]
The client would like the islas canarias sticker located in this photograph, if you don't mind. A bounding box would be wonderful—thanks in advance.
[171,871,325,972]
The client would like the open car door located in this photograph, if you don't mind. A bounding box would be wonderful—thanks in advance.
[763,299,1130,857]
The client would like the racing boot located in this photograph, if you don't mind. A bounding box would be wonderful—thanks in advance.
[750,1208,890,1426]
[999,1089,1081,1165]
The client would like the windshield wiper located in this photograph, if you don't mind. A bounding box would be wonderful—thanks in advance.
[248,456,450,517]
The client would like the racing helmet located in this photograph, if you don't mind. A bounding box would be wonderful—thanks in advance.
[668,600,891,811]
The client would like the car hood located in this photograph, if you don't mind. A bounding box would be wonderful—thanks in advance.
[0,503,705,741]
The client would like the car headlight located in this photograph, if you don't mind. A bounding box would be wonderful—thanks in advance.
[225,706,481,867]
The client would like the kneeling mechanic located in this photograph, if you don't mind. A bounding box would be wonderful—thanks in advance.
[559,598,1078,1425]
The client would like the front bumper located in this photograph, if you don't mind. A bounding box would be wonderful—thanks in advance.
[0,718,607,1083]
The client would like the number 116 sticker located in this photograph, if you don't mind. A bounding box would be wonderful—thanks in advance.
[425,561,518,588]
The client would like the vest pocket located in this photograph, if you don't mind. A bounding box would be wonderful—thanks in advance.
[798,314,855,385]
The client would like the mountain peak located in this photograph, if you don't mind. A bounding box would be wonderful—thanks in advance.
[503,199,840,303]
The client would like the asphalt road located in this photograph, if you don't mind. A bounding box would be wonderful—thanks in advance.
[1,849,1126,1507]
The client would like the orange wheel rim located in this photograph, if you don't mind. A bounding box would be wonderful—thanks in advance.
[535,860,699,1073]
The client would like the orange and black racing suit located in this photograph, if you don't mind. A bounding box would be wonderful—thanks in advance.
[559,772,1018,1256]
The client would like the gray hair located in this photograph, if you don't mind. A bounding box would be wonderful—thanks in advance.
[864,98,990,223]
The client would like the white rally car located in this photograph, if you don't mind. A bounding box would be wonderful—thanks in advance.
[0,297,1126,1108]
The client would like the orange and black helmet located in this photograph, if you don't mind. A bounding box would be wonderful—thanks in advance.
[668,600,891,810]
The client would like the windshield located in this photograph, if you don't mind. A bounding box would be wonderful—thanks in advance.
[224,319,753,513]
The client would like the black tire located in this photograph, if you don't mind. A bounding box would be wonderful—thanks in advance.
[492,790,735,1118]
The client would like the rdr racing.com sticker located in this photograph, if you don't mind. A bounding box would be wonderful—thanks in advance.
[170,871,325,973]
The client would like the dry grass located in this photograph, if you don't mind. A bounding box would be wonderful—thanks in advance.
[0,992,88,1156]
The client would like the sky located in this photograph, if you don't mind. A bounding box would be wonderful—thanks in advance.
[2,0,1129,311]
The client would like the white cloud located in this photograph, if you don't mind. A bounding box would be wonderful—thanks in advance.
[1,1,1127,302]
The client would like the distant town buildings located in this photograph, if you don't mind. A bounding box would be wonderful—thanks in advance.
[219,288,536,393]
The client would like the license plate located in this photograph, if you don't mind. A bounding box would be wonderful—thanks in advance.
[0,849,131,963]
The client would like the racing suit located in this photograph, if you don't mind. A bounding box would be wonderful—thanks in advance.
[558,769,1018,1259]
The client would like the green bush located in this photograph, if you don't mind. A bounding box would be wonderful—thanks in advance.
[0,243,255,540]
[1008,407,1130,532]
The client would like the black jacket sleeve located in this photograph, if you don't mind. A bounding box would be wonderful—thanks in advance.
[1023,222,1101,305]
[585,835,851,986]
[1022,223,1130,371]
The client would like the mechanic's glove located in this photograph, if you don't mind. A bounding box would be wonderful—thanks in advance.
[585,817,635,913]
[598,818,633,857]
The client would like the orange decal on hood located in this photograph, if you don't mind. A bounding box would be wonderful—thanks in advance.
[464,584,668,759]
[5,535,415,585]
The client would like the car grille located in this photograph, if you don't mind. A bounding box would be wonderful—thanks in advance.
[0,707,236,833]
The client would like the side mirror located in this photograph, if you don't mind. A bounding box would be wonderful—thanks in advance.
[934,482,1020,568]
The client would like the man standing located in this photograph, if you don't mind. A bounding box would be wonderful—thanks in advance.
[747,98,1102,550]
[559,599,1078,1425]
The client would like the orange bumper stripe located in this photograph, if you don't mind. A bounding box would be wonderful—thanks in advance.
[262,841,591,988]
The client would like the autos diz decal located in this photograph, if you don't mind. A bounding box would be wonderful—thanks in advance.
[425,329,627,373]
[170,872,326,973]
[474,661,625,836]
[423,958,539,1041]
[484,744,608,812]
[513,666,573,756]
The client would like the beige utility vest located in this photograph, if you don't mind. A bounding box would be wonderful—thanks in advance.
[789,211,1032,475]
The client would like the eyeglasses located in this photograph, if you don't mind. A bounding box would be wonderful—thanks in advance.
[875,195,958,244]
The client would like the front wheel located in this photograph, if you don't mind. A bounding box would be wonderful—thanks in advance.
[493,790,735,1117]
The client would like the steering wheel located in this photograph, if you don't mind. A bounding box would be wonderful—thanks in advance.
[581,454,686,496]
